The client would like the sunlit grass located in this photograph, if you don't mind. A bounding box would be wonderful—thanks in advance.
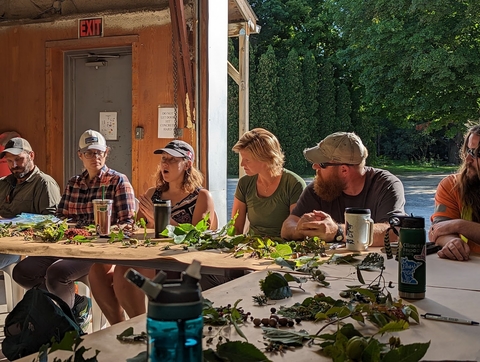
[372,159,458,175]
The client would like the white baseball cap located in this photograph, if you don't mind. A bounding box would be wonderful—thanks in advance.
[78,130,107,152]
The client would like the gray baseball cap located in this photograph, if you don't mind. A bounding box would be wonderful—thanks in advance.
[0,137,33,159]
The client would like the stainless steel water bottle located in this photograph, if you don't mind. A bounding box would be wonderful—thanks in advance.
[395,216,426,299]
[125,260,204,362]
[153,199,171,238]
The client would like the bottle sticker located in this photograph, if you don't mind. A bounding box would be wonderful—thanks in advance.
[400,257,422,285]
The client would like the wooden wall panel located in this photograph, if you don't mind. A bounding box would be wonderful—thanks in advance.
[0,11,197,198]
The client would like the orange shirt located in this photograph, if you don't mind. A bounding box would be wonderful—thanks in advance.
[432,174,480,254]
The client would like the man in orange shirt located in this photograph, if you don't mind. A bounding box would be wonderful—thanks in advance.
[429,124,480,261]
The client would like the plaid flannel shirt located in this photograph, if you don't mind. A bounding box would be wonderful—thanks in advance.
[56,166,135,225]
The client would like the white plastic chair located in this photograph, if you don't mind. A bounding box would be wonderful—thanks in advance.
[77,275,107,332]
[1,262,24,312]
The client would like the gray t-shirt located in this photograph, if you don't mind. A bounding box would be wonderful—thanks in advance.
[292,167,405,223]
[0,166,61,218]
[235,169,306,236]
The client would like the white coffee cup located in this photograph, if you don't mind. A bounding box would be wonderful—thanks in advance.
[345,208,374,251]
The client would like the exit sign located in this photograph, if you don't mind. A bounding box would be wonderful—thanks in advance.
[78,18,103,38]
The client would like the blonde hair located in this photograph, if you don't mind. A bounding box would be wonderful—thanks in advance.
[232,128,284,176]
[155,161,204,194]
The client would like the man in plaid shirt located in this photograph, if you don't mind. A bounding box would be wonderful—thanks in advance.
[13,130,136,332]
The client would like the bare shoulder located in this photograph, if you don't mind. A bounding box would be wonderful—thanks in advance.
[197,188,213,201]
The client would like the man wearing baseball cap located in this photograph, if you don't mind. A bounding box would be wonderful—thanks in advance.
[13,130,136,332]
[0,137,61,268]
[0,137,61,218]
[281,132,405,245]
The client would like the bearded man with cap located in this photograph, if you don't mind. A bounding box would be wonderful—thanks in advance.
[0,137,61,269]
[13,130,136,332]
[281,132,405,246]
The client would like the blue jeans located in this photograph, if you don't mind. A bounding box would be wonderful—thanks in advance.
[0,253,21,270]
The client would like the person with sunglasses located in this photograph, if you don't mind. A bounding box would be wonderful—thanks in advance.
[429,124,480,261]
[0,137,62,269]
[281,132,405,245]
[13,129,136,332]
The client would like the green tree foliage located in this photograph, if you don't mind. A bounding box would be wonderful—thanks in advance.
[250,0,338,59]
[302,51,320,149]
[329,0,480,134]
[277,49,310,172]
[250,45,279,134]
[227,39,240,176]
[226,0,472,175]
[336,82,352,132]
[318,61,337,137]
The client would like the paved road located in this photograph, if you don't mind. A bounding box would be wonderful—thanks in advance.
[227,173,450,231]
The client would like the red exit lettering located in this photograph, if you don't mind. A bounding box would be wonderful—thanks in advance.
[79,18,103,38]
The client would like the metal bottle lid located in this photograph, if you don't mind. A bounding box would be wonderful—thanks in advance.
[153,199,171,207]
[401,216,424,229]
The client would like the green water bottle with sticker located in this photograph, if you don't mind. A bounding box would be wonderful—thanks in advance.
[395,216,426,299]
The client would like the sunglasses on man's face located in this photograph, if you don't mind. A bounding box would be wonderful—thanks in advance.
[466,148,480,159]
[316,162,354,169]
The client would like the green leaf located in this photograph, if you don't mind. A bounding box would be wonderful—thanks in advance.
[262,327,310,345]
[362,338,382,362]
[270,243,292,258]
[117,327,134,338]
[358,253,385,270]
[382,341,430,362]
[356,266,365,284]
[72,235,91,243]
[229,314,248,342]
[274,257,295,270]
[48,331,78,352]
[377,320,409,335]
[215,341,272,362]
[259,272,292,300]
[403,304,420,324]
[352,288,377,301]
[203,348,227,361]
[283,272,307,284]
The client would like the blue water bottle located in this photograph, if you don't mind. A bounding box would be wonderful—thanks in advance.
[124,260,203,362]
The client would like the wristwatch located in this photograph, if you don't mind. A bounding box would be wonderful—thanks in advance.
[334,223,344,242]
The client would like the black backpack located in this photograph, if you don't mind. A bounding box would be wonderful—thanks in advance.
[2,288,82,360]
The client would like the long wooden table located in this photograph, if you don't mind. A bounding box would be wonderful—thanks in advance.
[16,252,480,361]
[0,231,273,275]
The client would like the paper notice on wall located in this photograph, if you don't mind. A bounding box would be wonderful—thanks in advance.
[158,106,176,138]
[99,112,117,140]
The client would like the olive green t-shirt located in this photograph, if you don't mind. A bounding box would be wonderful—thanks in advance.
[0,166,61,218]
[234,169,306,237]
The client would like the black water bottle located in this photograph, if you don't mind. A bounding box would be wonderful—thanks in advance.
[154,199,171,238]
[396,216,426,299]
